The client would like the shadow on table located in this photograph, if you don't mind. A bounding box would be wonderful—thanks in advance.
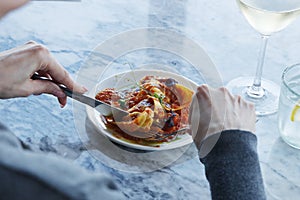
[80,116,198,173]
[263,137,300,200]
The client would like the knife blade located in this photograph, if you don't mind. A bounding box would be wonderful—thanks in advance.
[31,74,129,117]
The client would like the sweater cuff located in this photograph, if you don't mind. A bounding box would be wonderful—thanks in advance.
[198,130,257,159]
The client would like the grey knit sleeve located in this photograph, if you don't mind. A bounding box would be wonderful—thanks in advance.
[0,123,125,200]
[200,130,266,200]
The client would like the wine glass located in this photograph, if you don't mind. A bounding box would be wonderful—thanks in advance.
[227,0,300,116]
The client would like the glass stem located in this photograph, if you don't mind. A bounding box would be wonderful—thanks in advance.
[247,34,269,98]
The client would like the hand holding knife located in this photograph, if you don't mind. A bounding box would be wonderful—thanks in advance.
[31,73,129,117]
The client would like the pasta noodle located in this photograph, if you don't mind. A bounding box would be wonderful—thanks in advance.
[95,76,194,144]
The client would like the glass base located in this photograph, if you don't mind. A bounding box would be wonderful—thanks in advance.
[281,136,300,149]
[226,76,280,116]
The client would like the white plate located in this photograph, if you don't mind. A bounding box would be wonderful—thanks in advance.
[86,69,198,151]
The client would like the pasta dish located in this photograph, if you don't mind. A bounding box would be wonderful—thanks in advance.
[95,75,194,145]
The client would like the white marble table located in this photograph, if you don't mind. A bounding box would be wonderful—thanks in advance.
[1,0,300,199]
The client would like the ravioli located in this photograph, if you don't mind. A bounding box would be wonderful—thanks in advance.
[95,76,194,142]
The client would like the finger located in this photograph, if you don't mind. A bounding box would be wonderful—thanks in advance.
[49,67,86,93]
[28,79,66,98]
[196,85,212,109]
[220,87,235,100]
[189,97,203,147]
[188,95,200,125]
[57,96,67,108]
[29,80,68,107]
[43,59,86,93]
[234,95,243,106]
[247,102,257,131]
[196,84,210,98]
[26,43,87,94]
[30,78,68,107]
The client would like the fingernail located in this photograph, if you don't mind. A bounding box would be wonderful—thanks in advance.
[54,90,66,98]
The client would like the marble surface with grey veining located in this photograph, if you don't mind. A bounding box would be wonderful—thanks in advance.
[1,0,300,199]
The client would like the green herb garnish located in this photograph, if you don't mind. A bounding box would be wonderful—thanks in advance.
[118,99,126,109]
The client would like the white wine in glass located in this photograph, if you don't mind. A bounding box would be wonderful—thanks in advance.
[227,0,300,116]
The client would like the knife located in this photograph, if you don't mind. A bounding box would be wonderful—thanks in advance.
[31,73,129,117]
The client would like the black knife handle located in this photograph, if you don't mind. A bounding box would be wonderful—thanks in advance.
[31,73,73,97]
[31,73,103,108]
